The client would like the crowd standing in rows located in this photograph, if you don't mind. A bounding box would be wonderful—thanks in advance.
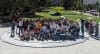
[10,17,99,41]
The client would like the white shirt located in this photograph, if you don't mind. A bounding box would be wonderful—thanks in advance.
[18,21,23,26]
[63,25,69,30]
[41,26,47,32]
[50,22,57,29]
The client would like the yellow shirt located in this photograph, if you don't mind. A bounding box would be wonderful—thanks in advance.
[36,22,42,30]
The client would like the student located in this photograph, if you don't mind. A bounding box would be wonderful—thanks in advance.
[50,21,57,33]
[85,20,89,31]
[95,22,99,37]
[92,20,96,35]
[23,20,28,30]
[20,30,25,41]
[24,29,30,41]
[40,24,47,40]
[18,18,23,37]
[16,19,19,34]
[34,27,39,40]
[30,29,34,40]
[76,23,80,38]
[11,20,16,37]
[36,21,42,30]
[46,24,51,40]
[70,23,77,41]
[89,20,93,34]
[80,19,85,37]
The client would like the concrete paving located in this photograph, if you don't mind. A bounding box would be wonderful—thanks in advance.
[0,27,100,54]
[0,30,87,48]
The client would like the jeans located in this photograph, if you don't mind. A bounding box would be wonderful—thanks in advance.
[19,26,23,36]
[11,30,15,37]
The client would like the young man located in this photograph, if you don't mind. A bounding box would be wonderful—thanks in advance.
[76,23,80,39]
[39,24,47,41]
[50,21,57,33]
[18,18,23,37]
[80,19,85,37]
[11,20,16,37]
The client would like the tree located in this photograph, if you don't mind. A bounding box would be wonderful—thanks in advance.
[0,0,53,17]
[0,0,14,15]
[73,0,82,10]
[63,0,73,10]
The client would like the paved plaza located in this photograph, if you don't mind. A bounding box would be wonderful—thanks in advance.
[0,30,87,48]
[0,26,100,54]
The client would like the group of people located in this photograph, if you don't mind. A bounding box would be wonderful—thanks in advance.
[84,19,99,37]
[10,17,99,41]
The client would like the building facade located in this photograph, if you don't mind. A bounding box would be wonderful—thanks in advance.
[83,0,100,5]
[51,0,100,5]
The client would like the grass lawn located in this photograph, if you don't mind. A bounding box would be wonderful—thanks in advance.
[93,17,100,22]
[35,8,91,20]
[23,7,100,22]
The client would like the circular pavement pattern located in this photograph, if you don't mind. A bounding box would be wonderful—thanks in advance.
[0,31,88,48]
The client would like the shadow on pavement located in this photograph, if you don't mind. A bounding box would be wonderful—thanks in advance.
[0,22,11,28]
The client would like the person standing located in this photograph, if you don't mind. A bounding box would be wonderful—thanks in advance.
[76,23,80,38]
[80,19,85,37]
[18,19,23,37]
[11,20,16,37]
[70,23,77,41]
[92,20,96,35]
[95,22,99,37]
[16,19,19,34]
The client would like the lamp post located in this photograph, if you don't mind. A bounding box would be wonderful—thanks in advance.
[80,0,83,16]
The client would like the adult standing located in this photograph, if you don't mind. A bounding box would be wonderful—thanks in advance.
[92,20,96,35]
[76,23,80,38]
[11,20,16,37]
[95,22,99,37]
[18,18,23,37]
[15,12,22,34]
[80,19,85,37]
